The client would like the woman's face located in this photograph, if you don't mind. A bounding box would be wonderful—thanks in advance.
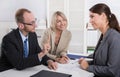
[55,15,67,31]
[89,12,104,30]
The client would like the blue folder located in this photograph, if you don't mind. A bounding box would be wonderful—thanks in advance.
[67,54,87,60]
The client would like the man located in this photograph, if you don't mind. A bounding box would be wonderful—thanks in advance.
[0,8,57,72]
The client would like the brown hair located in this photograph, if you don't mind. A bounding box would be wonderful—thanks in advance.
[15,8,31,23]
[89,3,120,32]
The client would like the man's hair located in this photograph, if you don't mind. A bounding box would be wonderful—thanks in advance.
[15,8,31,23]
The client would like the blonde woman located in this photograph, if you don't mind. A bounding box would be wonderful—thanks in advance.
[41,11,72,64]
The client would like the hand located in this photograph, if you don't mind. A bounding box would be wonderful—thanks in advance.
[55,56,69,64]
[38,43,50,58]
[62,56,70,60]
[47,60,58,70]
[78,57,84,64]
[79,58,89,70]
[62,56,70,63]
[44,34,50,52]
[42,43,51,54]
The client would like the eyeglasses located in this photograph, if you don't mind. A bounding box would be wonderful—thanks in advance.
[22,18,37,26]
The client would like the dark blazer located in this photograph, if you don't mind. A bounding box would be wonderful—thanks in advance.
[0,28,49,72]
[87,28,120,77]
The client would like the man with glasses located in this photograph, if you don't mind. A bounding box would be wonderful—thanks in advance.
[0,8,57,72]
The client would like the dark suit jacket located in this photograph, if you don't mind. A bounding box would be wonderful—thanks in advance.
[87,28,120,77]
[0,28,49,72]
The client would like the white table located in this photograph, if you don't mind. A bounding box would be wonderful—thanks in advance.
[0,60,94,77]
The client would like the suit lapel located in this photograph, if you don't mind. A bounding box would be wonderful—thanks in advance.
[94,28,111,59]
[51,31,55,52]
[56,30,66,53]
[28,33,34,55]
[14,28,24,53]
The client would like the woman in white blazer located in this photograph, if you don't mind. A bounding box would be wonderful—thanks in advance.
[41,11,72,64]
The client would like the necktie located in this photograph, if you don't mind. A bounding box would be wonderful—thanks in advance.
[24,38,28,58]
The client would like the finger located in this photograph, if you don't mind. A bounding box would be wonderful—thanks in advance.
[79,58,84,64]
[60,58,68,64]
[53,64,57,70]
[48,65,52,70]
[63,58,69,63]
[63,56,70,62]
[55,62,58,68]
[63,56,69,60]
[80,57,84,60]
[47,34,50,43]
[51,63,57,70]
[59,59,65,64]
[47,46,50,51]
[45,42,50,51]
[62,56,69,62]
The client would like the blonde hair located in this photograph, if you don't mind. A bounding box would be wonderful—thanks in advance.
[50,11,68,32]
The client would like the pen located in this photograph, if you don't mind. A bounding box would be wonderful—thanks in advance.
[71,60,78,64]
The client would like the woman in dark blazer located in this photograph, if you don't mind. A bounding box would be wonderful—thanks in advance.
[79,3,120,77]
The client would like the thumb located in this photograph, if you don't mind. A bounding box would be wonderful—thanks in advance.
[79,57,84,64]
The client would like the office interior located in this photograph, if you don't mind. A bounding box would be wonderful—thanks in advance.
[0,0,120,56]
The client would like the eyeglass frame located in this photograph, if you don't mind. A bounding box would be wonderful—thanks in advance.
[22,18,37,26]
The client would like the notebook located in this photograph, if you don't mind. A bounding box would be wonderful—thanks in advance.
[31,70,72,77]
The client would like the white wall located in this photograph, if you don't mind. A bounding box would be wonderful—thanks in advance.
[0,0,47,52]
[0,0,47,42]
[1,0,120,55]
[0,22,17,43]
[0,0,46,21]
[85,0,120,23]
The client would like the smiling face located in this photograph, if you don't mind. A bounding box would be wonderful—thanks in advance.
[55,15,67,31]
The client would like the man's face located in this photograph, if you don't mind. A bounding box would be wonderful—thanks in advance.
[22,12,37,33]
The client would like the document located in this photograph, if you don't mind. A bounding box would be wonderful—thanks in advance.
[56,60,93,77]
[57,59,80,71]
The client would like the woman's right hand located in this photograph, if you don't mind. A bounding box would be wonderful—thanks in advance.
[79,58,89,70]
[55,56,69,64]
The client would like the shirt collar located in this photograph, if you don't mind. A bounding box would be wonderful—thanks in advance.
[19,30,28,42]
